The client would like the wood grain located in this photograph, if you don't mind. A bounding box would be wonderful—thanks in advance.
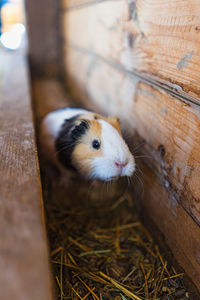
[62,0,109,10]
[0,49,52,299]
[62,0,200,100]
[125,0,200,97]
[65,48,200,225]
[61,0,200,291]
[62,1,123,67]
[140,163,200,292]
[63,48,200,291]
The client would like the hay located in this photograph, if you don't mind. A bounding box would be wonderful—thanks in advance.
[42,172,189,300]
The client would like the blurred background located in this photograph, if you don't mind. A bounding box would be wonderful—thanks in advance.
[0,0,25,50]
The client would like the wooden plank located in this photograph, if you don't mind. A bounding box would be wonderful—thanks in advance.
[65,48,200,225]
[26,0,60,76]
[62,0,106,10]
[62,0,200,101]
[140,163,200,293]
[124,0,200,97]
[32,79,69,121]
[0,49,53,299]
[64,48,200,291]
[62,1,124,67]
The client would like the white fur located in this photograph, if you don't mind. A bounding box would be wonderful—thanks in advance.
[40,108,90,165]
[42,108,90,138]
[40,108,135,181]
[90,120,135,181]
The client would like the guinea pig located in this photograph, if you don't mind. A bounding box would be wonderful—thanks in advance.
[40,107,135,181]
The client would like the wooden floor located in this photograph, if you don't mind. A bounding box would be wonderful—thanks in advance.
[0,46,52,299]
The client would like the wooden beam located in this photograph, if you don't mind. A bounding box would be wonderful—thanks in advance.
[140,163,200,293]
[62,0,200,101]
[0,49,53,299]
[64,47,200,225]
[63,48,200,291]
[64,43,200,107]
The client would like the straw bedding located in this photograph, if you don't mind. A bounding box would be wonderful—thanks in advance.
[41,167,189,300]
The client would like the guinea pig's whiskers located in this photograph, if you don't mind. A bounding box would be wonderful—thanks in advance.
[87,180,94,194]
[109,180,113,193]
[103,179,109,195]
[131,172,144,199]
[126,176,131,187]
[134,154,152,159]
[55,143,75,154]
[135,168,144,181]
[103,181,108,199]
[135,166,144,177]
[131,141,146,154]
[87,179,97,200]
[97,180,104,201]
[105,181,108,193]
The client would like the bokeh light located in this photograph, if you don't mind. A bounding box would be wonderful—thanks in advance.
[0,0,25,50]
[0,22,25,49]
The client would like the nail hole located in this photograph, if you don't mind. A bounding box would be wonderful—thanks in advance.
[158,145,165,157]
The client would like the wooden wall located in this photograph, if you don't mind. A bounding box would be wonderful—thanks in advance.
[61,0,200,292]
[26,0,61,77]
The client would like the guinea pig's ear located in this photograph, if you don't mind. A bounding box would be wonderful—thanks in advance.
[106,116,121,133]
[70,119,90,141]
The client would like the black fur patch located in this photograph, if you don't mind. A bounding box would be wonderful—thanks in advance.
[55,116,90,170]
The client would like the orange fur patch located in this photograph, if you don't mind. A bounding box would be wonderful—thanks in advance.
[105,116,121,135]
[83,113,122,135]
[71,120,103,176]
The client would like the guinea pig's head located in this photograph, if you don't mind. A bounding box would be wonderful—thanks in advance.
[67,115,135,181]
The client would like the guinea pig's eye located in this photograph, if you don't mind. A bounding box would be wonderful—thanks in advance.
[92,139,101,150]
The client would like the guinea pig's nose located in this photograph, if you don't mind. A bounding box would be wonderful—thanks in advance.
[115,160,128,168]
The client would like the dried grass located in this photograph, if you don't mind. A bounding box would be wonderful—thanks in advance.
[42,169,188,300]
